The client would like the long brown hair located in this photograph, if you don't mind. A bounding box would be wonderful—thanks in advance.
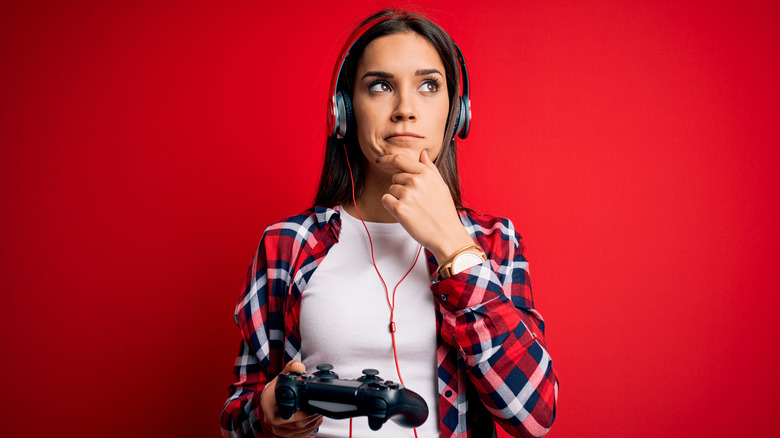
[313,9,466,210]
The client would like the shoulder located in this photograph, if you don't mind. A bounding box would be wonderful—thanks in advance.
[262,206,341,244]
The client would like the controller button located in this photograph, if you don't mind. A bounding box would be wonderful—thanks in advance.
[314,363,338,380]
[359,369,383,383]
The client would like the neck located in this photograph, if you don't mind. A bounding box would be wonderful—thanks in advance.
[344,194,396,224]
[344,167,396,223]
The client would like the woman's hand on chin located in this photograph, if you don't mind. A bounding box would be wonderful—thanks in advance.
[376,149,474,261]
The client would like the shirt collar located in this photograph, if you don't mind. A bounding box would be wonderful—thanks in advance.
[313,205,341,229]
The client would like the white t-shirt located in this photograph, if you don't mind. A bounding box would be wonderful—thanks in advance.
[300,207,439,437]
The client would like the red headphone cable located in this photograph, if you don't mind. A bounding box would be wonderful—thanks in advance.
[344,144,421,438]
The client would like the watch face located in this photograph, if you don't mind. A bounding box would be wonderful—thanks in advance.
[452,252,484,273]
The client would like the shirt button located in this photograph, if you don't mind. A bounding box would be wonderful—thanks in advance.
[440,294,448,302]
[445,390,453,397]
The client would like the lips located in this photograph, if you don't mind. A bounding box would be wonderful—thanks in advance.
[386,132,423,140]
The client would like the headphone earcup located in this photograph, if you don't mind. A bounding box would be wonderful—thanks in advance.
[333,91,355,139]
[342,92,354,137]
[454,96,470,139]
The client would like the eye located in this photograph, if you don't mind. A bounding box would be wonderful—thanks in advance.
[368,81,392,93]
[419,78,441,94]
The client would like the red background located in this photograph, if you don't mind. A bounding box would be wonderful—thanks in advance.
[2,0,778,436]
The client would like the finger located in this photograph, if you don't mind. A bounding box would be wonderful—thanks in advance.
[266,410,321,433]
[387,183,407,200]
[276,412,322,428]
[281,360,306,375]
[391,171,417,186]
[288,409,321,423]
[376,154,426,174]
[381,193,402,219]
[420,149,436,169]
[271,415,323,438]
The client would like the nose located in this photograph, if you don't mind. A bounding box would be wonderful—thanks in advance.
[391,88,416,122]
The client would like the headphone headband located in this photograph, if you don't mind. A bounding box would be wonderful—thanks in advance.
[327,14,399,139]
[327,13,471,140]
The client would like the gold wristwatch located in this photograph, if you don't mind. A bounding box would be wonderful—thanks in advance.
[436,244,487,280]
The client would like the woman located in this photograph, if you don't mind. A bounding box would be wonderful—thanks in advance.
[221,9,558,438]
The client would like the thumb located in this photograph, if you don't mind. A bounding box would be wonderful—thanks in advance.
[281,360,307,375]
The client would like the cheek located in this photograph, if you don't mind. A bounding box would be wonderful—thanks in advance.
[427,103,450,158]
[433,103,450,138]
[353,104,380,139]
[353,107,384,158]
[436,97,450,126]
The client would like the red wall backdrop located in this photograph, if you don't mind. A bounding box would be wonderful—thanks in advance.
[2,0,778,436]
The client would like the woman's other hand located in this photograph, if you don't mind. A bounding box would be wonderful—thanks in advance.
[259,360,323,438]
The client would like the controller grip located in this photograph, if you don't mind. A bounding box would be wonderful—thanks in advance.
[390,390,429,428]
[275,385,297,420]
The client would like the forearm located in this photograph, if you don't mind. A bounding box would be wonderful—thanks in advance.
[221,340,271,438]
[222,390,265,438]
[433,262,558,437]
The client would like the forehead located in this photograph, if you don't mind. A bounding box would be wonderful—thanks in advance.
[356,32,444,74]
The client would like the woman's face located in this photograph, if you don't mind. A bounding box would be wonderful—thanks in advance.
[352,32,450,172]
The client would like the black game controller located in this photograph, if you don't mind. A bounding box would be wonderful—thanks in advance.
[275,364,429,431]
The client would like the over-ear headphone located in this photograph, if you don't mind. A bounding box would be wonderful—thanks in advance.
[327,13,471,140]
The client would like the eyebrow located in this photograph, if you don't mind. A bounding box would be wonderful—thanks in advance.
[361,69,443,80]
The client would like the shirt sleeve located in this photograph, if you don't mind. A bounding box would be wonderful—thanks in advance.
[221,339,268,438]
[430,217,559,438]
[221,235,280,438]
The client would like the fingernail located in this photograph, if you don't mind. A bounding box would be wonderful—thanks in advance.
[375,156,382,163]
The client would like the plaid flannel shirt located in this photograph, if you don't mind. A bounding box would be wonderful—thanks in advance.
[221,206,558,438]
